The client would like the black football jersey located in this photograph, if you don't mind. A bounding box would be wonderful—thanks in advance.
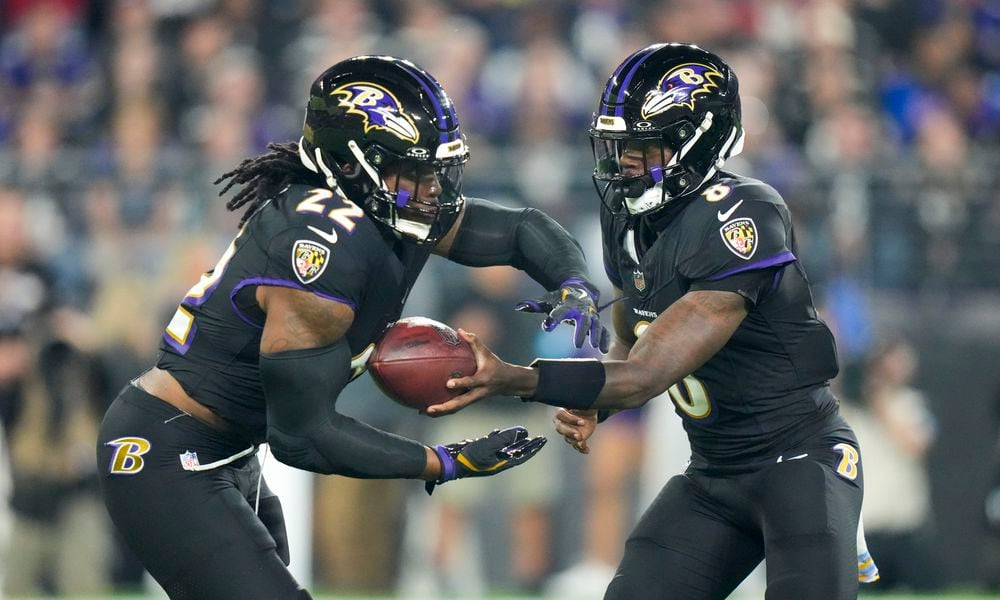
[156,184,431,442]
[602,172,840,464]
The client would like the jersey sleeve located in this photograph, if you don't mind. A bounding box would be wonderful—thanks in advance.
[679,199,795,297]
[264,222,370,310]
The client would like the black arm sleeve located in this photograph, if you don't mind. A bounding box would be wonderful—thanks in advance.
[260,341,427,478]
[447,197,591,291]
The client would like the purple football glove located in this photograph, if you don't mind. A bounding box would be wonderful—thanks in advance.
[516,279,610,353]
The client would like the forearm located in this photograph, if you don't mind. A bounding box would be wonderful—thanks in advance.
[511,290,746,410]
[267,415,430,478]
[261,342,435,479]
[447,197,592,291]
[499,359,661,411]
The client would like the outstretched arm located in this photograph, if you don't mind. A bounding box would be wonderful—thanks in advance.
[433,197,589,289]
[427,289,747,416]
[434,197,609,351]
[258,285,439,479]
[257,286,546,486]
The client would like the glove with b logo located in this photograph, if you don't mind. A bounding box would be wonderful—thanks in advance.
[426,426,546,495]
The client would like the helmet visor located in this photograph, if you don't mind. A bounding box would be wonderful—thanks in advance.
[591,137,671,188]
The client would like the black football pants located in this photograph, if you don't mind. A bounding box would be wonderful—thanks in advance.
[97,385,309,599]
[605,427,863,600]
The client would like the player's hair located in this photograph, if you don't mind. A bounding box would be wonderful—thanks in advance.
[215,141,327,226]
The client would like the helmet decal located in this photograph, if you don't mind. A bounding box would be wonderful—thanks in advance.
[604,44,661,116]
[641,63,725,119]
[397,63,459,143]
[331,82,419,143]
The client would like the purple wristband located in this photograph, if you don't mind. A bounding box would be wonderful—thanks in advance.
[433,445,457,483]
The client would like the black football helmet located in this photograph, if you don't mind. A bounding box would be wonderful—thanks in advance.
[299,55,469,244]
[590,43,744,215]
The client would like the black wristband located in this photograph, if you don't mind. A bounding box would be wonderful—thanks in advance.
[524,359,605,410]
[597,409,613,423]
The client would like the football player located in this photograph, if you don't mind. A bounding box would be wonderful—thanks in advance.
[96,55,609,599]
[430,43,874,599]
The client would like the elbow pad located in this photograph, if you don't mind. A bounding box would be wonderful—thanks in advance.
[260,341,427,478]
[448,197,590,290]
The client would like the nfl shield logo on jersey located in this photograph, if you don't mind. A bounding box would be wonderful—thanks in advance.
[632,269,646,292]
[720,218,757,260]
[292,240,330,284]
[179,450,200,471]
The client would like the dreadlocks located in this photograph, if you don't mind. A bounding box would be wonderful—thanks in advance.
[214,141,328,227]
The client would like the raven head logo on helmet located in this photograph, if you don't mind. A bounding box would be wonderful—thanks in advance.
[330,82,420,143]
[298,55,469,245]
[590,43,744,216]
[642,63,726,117]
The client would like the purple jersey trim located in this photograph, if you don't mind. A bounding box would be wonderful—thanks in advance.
[163,322,197,355]
[228,277,358,329]
[707,251,796,281]
[183,280,222,307]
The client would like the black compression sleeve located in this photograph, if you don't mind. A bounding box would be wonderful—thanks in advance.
[260,341,427,478]
[448,197,591,291]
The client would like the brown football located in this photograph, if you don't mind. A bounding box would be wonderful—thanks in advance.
[368,317,477,410]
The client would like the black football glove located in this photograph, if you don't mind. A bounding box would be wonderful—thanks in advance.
[426,426,547,495]
[516,278,610,353]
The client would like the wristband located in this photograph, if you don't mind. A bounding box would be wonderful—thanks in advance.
[524,358,606,409]
[433,445,457,483]
[597,409,613,423]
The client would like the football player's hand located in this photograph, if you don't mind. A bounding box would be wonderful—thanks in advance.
[553,409,598,454]
[428,329,518,417]
[516,279,610,353]
[426,426,546,494]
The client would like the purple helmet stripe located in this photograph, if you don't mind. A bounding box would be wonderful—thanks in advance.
[613,47,660,116]
[602,44,665,116]
[399,64,457,144]
[603,46,655,103]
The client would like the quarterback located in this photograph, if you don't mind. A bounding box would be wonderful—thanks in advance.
[432,43,877,599]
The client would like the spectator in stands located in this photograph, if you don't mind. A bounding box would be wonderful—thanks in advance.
[843,337,940,591]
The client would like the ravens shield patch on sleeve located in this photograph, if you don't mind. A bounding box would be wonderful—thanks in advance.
[292,240,330,284]
[719,218,757,260]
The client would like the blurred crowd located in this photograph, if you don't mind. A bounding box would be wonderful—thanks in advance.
[1,0,999,596]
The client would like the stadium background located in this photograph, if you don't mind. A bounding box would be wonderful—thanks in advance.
[1,0,999,598]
